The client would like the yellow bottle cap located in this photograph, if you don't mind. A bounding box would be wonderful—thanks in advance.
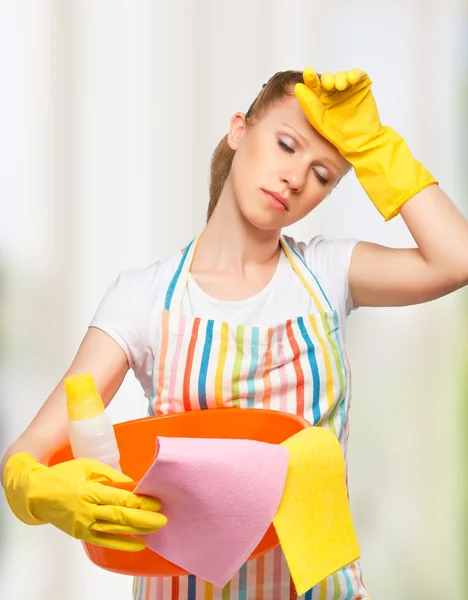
[64,373,105,421]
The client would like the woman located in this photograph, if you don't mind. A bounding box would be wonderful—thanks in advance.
[3,67,468,599]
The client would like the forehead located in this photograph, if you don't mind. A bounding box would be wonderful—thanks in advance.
[259,94,349,170]
[261,94,312,130]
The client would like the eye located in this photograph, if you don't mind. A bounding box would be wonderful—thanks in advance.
[278,139,329,187]
[278,139,294,153]
[315,172,329,186]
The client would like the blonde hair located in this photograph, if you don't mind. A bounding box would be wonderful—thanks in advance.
[207,70,306,221]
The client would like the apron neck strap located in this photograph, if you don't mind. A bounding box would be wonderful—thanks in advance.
[279,236,333,312]
[164,235,201,310]
[164,234,333,313]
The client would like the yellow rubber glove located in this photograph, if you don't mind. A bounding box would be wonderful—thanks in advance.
[3,452,167,552]
[295,67,438,220]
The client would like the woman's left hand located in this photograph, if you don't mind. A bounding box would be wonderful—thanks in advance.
[295,68,437,221]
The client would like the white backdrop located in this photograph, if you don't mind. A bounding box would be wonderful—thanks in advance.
[1,1,467,599]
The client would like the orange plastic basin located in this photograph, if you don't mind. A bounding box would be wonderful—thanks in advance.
[42,407,310,577]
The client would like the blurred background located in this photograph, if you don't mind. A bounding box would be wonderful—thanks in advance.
[1,1,467,598]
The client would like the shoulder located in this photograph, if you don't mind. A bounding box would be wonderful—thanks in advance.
[89,248,182,370]
[283,233,360,317]
[283,234,359,277]
[90,247,182,332]
[119,250,181,299]
[120,251,182,290]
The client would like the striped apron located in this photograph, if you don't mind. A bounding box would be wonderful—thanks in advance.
[133,235,369,600]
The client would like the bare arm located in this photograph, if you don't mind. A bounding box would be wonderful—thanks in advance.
[349,185,468,307]
[1,326,129,486]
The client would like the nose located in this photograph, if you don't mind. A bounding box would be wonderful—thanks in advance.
[281,164,307,193]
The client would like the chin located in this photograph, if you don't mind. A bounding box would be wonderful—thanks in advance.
[241,206,289,231]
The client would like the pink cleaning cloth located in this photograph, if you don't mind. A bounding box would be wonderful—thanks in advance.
[134,436,289,588]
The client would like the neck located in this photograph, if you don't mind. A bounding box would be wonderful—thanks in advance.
[194,180,281,275]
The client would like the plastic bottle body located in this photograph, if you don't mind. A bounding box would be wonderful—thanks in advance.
[68,411,122,472]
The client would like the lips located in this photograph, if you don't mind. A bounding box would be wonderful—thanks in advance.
[261,189,289,210]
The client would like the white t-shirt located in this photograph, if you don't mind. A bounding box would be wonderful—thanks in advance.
[90,235,359,401]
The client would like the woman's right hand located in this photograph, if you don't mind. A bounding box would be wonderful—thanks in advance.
[3,452,167,552]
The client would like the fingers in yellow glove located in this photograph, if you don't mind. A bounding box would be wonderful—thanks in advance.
[295,67,437,219]
[86,531,147,552]
[88,480,163,514]
[347,68,365,85]
[322,71,349,92]
[3,453,167,552]
[320,69,366,92]
[90,520,160,536]
[320,71,335,92]
[294,83,326,133]
[93,502,167,532]
[303,67,321,96]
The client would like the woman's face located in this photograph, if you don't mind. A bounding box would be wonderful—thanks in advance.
[226,94,350,230]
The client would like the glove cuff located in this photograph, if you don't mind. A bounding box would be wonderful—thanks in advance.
[3,453,48,526]
[351,127,438,220]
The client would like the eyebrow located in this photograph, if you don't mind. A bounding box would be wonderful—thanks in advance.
[280,122,342,176]
[281,122,310,145]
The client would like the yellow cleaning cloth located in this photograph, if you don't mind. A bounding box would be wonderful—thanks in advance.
[274,428,360,595]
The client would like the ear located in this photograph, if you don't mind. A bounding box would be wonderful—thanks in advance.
[227,112,247,151]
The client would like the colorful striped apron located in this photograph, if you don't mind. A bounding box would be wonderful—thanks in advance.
[133,235,370,600]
